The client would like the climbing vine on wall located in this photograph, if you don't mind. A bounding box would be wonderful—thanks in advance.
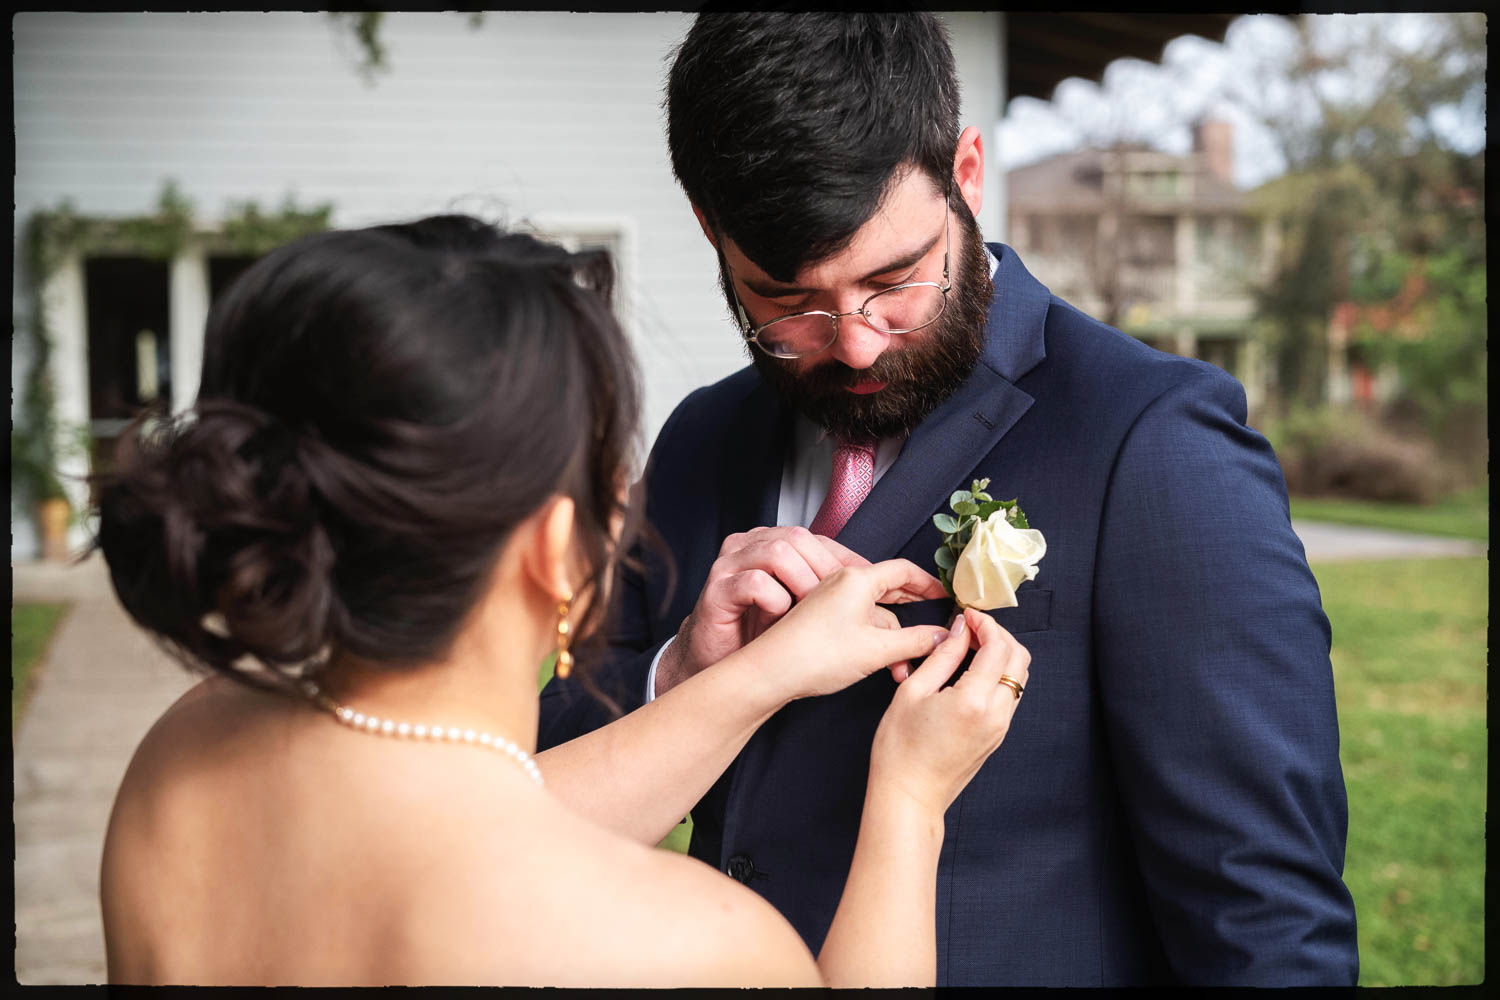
[13,181,333,512]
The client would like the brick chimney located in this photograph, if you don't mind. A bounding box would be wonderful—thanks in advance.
[1192,118,1234,186]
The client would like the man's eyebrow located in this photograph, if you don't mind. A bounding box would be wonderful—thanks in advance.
[742,229,943,299]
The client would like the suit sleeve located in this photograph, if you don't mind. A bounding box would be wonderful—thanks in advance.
[1093,368,1359,985]
[535,396,692,752]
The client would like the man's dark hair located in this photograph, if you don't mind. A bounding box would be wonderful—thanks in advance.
[666,12,961,282]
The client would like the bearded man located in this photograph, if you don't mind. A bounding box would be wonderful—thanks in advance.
[539,12,1358,987]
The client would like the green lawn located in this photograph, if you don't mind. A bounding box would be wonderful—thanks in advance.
[1312,556,1487,986]
[12,602,69,727]
[1291,482,1489,542]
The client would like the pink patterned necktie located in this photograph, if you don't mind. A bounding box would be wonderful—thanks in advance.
[809,438,877,538]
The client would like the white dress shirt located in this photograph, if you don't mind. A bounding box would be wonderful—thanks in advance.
[643,246,1000,700]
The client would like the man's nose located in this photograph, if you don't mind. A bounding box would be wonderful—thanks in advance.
[825,311,890,370]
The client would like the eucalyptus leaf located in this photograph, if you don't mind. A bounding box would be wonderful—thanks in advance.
[953,500,979,516]
[934,546,955,570]
[932,513,960,534]
[948,490,973,511]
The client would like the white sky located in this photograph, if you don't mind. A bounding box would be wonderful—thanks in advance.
[998,12,1486,189]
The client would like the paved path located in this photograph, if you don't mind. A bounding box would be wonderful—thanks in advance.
[1290,519,1487,563]
[12,555,195,985]
[9,524,1486,983]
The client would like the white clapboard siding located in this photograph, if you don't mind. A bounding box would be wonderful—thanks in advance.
[14,12,730,437]
[12,11,1002,559]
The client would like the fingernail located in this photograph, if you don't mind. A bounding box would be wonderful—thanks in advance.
[933,629,950,647]
[952,614,967,635]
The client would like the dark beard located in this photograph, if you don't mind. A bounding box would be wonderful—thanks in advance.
[733,204,993,442]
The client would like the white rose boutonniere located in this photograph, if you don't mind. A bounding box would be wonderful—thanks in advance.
[932,478,1047,610]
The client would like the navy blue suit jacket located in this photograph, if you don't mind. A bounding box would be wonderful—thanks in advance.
[539,244,1358,986]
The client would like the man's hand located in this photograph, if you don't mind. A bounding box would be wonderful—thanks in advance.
[655,526,870,696]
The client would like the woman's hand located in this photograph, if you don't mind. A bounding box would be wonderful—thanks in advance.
[868,608,1032,817]
[740,559,951,702]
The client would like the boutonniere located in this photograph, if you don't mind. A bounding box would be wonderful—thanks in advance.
[932,478,1047,610]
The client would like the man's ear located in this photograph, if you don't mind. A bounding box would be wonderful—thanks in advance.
[691,204,720,249]
[518,494,577,603]
[953,125,984,220]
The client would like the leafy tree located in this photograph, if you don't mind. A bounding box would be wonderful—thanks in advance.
[1228,13,1485,428]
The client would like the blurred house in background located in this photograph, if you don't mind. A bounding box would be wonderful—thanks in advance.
[13,12,1238,560]
[1007,119,1277,414]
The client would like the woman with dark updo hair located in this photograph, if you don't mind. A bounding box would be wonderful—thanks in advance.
[96,215,1027,986]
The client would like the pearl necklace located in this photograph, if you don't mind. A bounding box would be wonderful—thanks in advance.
[301,681,543,787]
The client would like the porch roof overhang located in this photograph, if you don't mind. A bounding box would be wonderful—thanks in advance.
[1007,13,1242,103]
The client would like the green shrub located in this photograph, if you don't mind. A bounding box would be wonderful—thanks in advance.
[1268,407,1460,504]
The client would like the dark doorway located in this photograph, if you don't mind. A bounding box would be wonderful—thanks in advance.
[85,256,171,485]
[208,254,261,304]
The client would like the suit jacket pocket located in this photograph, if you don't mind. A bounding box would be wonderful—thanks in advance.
[983,588,1052,634]
[889,589,1053,634]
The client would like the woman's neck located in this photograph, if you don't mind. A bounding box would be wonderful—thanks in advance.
[316,618,546,754]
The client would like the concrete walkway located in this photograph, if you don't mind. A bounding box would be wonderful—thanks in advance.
[1290,519,1487,562]
[12,555,196,985]
[9,522,1487,983]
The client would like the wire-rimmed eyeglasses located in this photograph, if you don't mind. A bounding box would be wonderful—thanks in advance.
[723,203,952,360]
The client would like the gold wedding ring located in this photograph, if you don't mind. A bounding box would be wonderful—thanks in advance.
[998,675,1025,700]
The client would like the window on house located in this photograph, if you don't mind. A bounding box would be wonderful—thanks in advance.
[533,228,619,258]
[1196,217,1217,267]
[1059,216,1090,257]
[1026,215,1044,253]
[528,221,634,339]
[1124,216,1175,267]
[529,226,626,297]
[1227,218,1255,269]
[1198,336,1240,378]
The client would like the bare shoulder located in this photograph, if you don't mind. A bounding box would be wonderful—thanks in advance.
[431,802,821,987]
[641,847,823,987]
[106,676,274,828]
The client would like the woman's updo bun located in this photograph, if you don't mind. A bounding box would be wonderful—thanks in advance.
[99,400,337,680]
[92,215,643,693]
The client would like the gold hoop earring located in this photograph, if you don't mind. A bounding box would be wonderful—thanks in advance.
[554,592,574,679]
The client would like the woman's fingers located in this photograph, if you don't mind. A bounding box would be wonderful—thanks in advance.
[866,606,914,682]
[870,621,955,676]
[954,608,1031,700]
[901,614,970,695]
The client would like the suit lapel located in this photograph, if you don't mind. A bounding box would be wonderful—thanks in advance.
[717,375,794,541]
[837,243,1052,562]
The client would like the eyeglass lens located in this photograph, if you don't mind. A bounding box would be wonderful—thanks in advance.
[757,284,946,358]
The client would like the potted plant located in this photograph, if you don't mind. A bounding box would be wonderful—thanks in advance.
[11,422,73,562]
